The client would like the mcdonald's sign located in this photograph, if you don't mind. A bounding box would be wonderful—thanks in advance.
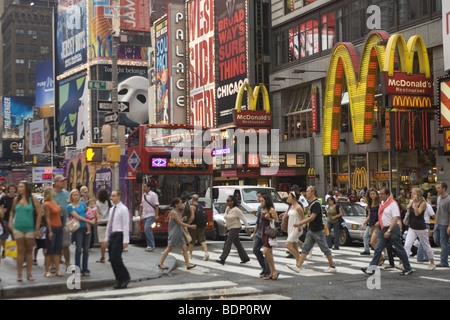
[308,168,316,178]
[234,83,272,127]
[352,167,368,190]
[323,31,433,156]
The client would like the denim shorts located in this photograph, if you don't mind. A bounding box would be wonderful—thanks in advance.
[46,227,63,255]
[301,229,332,256]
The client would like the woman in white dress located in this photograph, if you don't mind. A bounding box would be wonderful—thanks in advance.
[284,192,305,273]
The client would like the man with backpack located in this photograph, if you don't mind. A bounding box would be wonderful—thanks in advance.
[187,194,209,261]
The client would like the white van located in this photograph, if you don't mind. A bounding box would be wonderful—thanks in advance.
[213,186,288,216]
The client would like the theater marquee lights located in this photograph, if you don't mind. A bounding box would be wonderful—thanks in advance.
[322,31,433,156]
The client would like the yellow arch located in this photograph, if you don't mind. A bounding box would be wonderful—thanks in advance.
[384,34,431,78]
[235,83,271,114]
[323,31,390,156]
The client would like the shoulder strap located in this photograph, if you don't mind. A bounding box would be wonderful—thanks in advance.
[143,194,155,209]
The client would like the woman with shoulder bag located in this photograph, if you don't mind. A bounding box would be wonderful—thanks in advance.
[8,181,43,282]
[216,195,251,266]
[260,193,280,280]
[404,188,435,270]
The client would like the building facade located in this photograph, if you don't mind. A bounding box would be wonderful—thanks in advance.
[270,0,446,198]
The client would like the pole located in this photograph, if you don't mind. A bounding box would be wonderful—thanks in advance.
[111,3,120,190]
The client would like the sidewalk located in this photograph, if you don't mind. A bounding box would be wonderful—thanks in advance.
[0,244,177,299]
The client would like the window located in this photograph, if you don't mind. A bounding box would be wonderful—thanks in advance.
[40,46,50,55]
[15,29,24,38]
[300,19,319,57]
[29,60,37,69]
[321,12,336,51]
[283,87,314,140]
[16,43,25,53]
[16,59,25,65]
[28,30,37,39]
[398,0,430,25]
[16,73,25,82]
[15,89,25,96]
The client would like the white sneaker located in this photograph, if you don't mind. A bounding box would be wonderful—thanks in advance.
[287,264,301,273]
[145,247,154,252]
[427,264,436,271]
[323,266,337,273]
[203,253,209,261]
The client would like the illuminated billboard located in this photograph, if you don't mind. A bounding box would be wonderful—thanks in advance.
[215,0,248,126]
[187,0,215,127]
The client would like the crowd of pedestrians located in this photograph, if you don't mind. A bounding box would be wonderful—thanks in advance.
[0,176,449,288]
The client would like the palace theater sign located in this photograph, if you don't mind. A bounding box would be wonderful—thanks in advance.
[322,31,433,156]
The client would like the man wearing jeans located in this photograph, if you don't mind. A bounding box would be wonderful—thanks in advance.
[139,182,159,252]
[434,182,450,267]
[361,188,413,276]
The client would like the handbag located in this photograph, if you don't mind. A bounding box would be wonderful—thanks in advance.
[5,240,17,258]
[403,211,410,226]
[264,218,278,239]
[268,237,278,247]
[182,226,192,243]
[65,217,80,233]
[281,214,289,233]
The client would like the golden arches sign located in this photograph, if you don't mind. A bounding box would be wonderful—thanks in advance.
[235,83,271,114]
[352,167,368,190]
[323,31,432,156]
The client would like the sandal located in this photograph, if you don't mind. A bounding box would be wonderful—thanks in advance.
[17,275,23,282]
[45,272,53,278]
[271,272,280,280]
[96,257,105,263]
[27,274,35,281]
[55,271,64,277]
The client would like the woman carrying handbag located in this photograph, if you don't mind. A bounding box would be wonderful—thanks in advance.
[260,193,280,280]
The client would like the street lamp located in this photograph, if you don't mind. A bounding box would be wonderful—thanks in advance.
[172,65,208,127]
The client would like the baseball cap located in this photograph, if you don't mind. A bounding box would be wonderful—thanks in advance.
[53,175,67,182]
[290,184,300,191]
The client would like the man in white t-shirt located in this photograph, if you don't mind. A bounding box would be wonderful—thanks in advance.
[138,182,159,252]
[361,188,413,276]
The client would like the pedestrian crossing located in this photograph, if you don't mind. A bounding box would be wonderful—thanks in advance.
[172,240,449,278]
[25,279,290,300]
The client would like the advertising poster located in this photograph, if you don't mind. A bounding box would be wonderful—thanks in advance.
[155,17,169,123]
[35,60,55,118]
[56,0,88,75]
[216,0,248,126]
[187,0,215,127]
[23,118,54,158]
[58,71,89,149]
[92,64,149,133]
[1,96,34,140]
[90,0,147,60]
[119,0,151,32]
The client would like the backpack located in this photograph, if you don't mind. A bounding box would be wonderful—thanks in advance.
[193,204,207,228]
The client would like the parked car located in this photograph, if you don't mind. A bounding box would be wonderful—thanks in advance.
[209,203,258,241]
[328,202,367,246]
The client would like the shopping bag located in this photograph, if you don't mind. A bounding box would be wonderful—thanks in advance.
[5,240,17,258]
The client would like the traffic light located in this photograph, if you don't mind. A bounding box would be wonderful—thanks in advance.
[106,145,121,163]
[85,146,103,163]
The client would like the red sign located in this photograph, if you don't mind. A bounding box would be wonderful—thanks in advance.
[247,154,259,168]
[119,0,151,32]
[383,72,433,96]
[233,110,272,127]
[188,0,216,126]
[375,172,389,180]
[311,88,319,132]
[440,79,450,128]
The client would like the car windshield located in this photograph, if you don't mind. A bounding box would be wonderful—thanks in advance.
[214,203,250,215]
[338,203,366,216]
[241,188,283,204]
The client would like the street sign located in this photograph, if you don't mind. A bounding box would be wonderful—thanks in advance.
[97,100,130,112]
[88,81,115,90]
[104,111,119,124]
